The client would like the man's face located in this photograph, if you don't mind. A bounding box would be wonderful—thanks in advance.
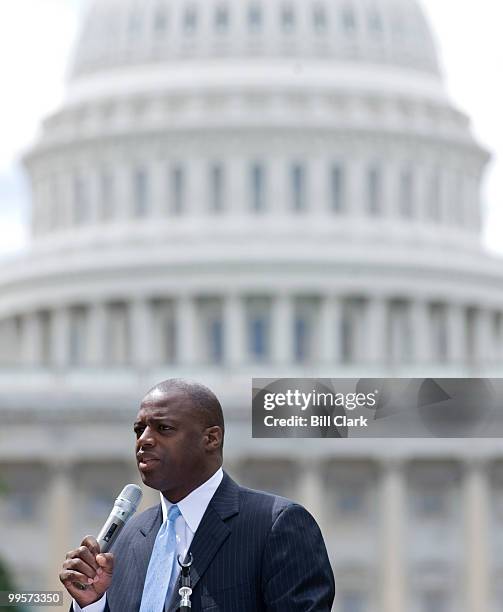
[134,388,210,501]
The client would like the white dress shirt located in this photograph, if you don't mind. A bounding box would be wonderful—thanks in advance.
[73,468,224,612]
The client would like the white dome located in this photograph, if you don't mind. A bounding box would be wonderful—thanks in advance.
[72,0,441,79]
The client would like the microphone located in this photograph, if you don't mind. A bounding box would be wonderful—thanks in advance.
[96,484,143,552]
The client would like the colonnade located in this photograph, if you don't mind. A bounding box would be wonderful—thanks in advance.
[0,293,501,367]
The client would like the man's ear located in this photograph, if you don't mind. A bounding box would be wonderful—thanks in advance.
[205,426,223,451]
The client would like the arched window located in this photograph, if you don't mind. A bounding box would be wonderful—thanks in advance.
[69,306,88,366]
[133,167,149,217]
[281,4,295,33]
[399,166,414,218]
[331,165,345,213]
[389,301,412,363]
[294,298,319,363]
[40,311,52,366]
[250,318,268,359]
[291,163,307,212]
[73,175,90,225]
[248,3,262,32]
[250,162,266,212]
[367,165,381,215]
[428,169,441,221]
[210,163,225,212]
[313,4,327,34]
[169,164,185,214]
[368,8,383,36]
[152,299,176,364]
[154,5,168,35]
[215,5,230,33]
[246,299,271,361]
[100,170,115,220]
[209,317,224,363]
[106,303,130,366]
[183,6,198,35]
[128,10,142,38]
[341,6,357,34]
[430,304,448,362]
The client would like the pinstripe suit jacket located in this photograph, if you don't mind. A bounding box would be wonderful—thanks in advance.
[85,472,335,611]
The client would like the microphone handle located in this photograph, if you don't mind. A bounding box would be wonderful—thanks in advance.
[96,513,126,552]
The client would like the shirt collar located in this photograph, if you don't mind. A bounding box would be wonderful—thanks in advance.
[160,467,224,533]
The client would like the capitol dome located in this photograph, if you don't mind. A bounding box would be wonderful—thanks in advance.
[0,0,501,388]
[72,0,441,77]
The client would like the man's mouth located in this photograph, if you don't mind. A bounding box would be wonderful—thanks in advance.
[137,454,160,471]
[138,459,159,471]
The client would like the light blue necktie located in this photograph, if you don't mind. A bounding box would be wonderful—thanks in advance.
[139,504,181,612]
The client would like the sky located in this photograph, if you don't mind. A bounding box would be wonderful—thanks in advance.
[0,0,502,258]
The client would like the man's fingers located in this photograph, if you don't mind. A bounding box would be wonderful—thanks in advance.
[81,535,100,556]
[62,557,97,580]
[64,544,99,571]
[96,553,114,574]
[60,569,96,587]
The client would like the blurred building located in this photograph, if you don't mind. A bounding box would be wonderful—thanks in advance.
[0,0,502,610]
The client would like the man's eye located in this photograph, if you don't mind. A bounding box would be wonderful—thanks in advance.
[159,425,171,431]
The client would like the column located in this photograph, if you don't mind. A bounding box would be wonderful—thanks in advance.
[87,302,106,367]
[380,460,406,612]
[319,295,343,364]
[176,295,197,365]
[52,306,70,369]
[21,312,42,366]
[272,294,294,365]
[366,296,387,365]
[224,294,245,367]
[410,299,430,364]
[47,461,73,598]
[464,460,490,612]
[296,460,325,525]
[447,302,466,365]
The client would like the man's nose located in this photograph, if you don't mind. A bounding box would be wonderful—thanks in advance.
[137,426,155,446]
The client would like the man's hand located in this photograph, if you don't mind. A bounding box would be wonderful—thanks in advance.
[59,536,114,608]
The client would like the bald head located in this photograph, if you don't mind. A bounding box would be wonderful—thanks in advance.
[142,378,225,453]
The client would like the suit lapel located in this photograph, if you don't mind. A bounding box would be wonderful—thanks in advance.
[133,503,163,580]
[166,472,240,611]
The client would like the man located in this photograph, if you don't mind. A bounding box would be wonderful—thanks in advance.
[60,379,335,611]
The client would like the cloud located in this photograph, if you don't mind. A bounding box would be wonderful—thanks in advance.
[0,1,79,170]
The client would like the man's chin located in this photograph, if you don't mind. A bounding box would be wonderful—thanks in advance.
[138,469,162,490]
